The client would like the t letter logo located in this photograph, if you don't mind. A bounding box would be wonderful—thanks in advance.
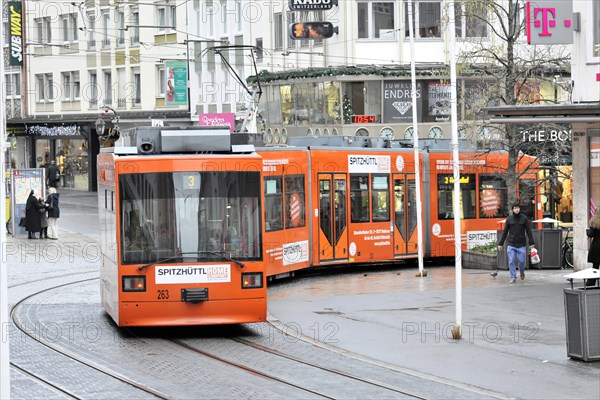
[526,1,573,44]
[533,7,556,37]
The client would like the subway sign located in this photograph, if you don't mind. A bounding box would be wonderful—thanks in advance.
[288,0,337,11]
[8,1,23,66]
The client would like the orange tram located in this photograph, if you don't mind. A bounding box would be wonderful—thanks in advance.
[257,136,541,278]
[98,127,266,326]
[98,127,541,326]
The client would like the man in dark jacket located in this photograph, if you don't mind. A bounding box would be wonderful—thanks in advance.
[47,160,60,188]
[498,204,535,284]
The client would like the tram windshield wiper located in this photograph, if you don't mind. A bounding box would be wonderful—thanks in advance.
[137,251,246,271]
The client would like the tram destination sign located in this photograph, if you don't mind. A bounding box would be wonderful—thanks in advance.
[288,0,337,10]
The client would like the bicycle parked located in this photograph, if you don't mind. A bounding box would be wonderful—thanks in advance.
[562,227,574,269]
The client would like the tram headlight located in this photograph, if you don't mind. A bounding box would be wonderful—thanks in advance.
[242,272,263,289]
[123,276,146,292]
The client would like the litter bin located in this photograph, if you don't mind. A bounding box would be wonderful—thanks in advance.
[530,229,563,269]
[563,269,600,362]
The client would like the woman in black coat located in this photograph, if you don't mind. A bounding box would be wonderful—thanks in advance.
[25,190,42,239]
[586,210,600,286]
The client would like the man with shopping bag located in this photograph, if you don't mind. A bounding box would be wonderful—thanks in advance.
[498,204,536,285]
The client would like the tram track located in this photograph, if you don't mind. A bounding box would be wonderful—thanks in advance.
[8,271,509,399]
[9,278,169,400]
[10,362,80,399]
[159,328,450,400]
[153,314,510,400]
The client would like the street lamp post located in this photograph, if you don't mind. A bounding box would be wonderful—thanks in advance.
[95,117,106,136]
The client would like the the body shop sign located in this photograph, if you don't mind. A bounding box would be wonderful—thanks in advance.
[288,0,337,10]
[8,1,23,66]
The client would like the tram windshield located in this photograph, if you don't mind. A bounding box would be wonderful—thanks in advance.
[119,171,261,265]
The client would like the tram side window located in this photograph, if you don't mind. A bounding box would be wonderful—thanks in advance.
[264,177,283,231]
[285,175,306,228]
[350,174,370,222]
[479,175,509,218]
[437,174,476,220]
[372,175,390,222]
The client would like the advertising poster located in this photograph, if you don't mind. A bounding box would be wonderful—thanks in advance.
[11,169,45,235]
[428,81,451,120]
[165,60,188,106]
[383,81,422,123]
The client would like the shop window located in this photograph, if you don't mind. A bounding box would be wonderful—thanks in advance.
[279,81,340,126]
[350,174,370,222]
[285,175,306,228]
[264,177,283,231]
[438,174,476,219]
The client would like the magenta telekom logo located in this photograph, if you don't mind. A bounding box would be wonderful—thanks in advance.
[526,1,574,45]
[533,7,571,36]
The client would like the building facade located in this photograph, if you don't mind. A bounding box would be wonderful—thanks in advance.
[4,0,190,190]
[230,0,571,143]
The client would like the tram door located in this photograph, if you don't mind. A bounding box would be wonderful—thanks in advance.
[393,174,418,256]
[318,174,348,262]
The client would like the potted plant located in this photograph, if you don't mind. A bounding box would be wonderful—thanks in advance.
[462,242,500,270]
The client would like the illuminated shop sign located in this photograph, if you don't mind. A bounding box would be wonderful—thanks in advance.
[8,1,23,66]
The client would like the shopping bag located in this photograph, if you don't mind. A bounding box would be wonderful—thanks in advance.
[530,246,540,264]
[19,217,26,228]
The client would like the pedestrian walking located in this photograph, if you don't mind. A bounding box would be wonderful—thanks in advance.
[25,190,42,239]
[586,209,600,286]
[498,203,535,285]
[47,160,60,188]
[46,187,60,240]
[38,197,49,239]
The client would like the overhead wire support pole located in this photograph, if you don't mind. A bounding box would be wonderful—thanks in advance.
[408,0,425,278]
[448,1,463,340]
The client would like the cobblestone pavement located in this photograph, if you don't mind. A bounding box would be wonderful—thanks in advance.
[5,189,600,399]
[268,267,600,400]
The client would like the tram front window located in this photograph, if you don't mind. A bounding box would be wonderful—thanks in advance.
[119,171,261,264]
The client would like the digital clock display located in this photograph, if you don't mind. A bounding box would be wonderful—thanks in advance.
[352,115,376,123]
